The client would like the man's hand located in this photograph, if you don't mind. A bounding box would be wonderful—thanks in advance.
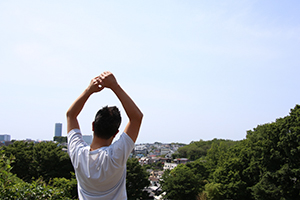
[87,77,104,94]
[99,71,119,89]
[67,76,104,133]
[100,71,143,142]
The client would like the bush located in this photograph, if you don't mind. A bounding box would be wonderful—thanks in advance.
[50,173,78,199]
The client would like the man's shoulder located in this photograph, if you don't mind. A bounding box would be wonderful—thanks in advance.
[114,132,135,145]
[68,128,81,135]
[109,132,135,155]
[67,129,82,140]
[67,129,88,152]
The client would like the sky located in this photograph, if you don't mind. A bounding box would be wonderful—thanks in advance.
[1,1,300,144]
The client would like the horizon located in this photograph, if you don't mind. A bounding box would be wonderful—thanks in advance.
[3,102,298,144]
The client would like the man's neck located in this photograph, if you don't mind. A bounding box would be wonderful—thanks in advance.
[90,136,113,151]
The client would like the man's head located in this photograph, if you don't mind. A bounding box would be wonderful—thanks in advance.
[93,106,121,140]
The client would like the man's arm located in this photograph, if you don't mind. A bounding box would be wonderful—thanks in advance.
[99,71,143,142]
[66,77,103,133]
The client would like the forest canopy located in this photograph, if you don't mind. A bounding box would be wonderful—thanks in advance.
[161,105,300,199]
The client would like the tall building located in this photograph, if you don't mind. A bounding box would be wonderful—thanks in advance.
[0,134,11,141]
[54,123,62,137]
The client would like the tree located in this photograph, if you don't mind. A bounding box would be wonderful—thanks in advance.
[32,141,73,182]
[144,161,164,171]
[53,136,67,144]
[248,105,300,199]
[126,158,150,200]
[2,141,74,182]
[161,166,200,200]
[50,172,78,199]
[174,139,237,161]
[210,105,300,199]
[161,159,208,200]
[205,140,238,171]
[204,182,222,200]
[1,141,36,181]
[0,150,72,200]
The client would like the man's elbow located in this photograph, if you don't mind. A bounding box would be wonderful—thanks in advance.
[137,111,143,122]
[130,111,143,123]
[66,110,75,119]
[66,110,71,118]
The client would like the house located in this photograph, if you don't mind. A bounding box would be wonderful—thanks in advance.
[160,148,170,155]
[149,177,160,187]
[158,157,172,163]
[149,170,164,179]
[174,158,189,164]
[139,157,150,165]
[134,145,148,156]
[163,162,178,171]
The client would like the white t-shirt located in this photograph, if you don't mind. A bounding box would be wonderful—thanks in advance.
[67,129,135,200]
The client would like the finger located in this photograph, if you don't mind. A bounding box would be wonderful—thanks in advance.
[93,78,99,85]
[99,74,105,80]
[104,71,110,76]
[94,77,101,83]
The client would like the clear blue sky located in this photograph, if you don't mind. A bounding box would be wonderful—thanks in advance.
[1,1,300,144]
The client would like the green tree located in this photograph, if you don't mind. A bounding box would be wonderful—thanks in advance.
[126,158,150,200]
[161,166,200,200]
[161,159,208,200]
[210,105,300,199]
[53,136,67,143]
[204,182,222,200]
[50,172,78,199]
[0,150,18,195]
[1,141,35,181]
[0,150,72,200]
[174,139,237,161]
[32,141,73,182]
[205,140,238,171]
[248,105,300,199]
[144,161,164,171]
[2,141,74,182]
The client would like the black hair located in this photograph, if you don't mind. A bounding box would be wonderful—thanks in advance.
[93,106,121,139]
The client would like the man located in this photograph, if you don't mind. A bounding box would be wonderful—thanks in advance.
[66,71,143,199]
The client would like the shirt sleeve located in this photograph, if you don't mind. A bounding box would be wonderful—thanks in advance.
[67,129,88,168]
[109,132,135,167]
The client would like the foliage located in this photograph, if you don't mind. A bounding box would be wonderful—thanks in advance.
[0,150,18,194]
[143,161,164,170]
[2,178,70,200]
[2,141,74,182]
[0,150,73,200]
[161,159,209,200]
[210,105,300,199]
[163,105,300,199]
[53,136,67,144]
[1,141,35,182]
[126,158,150,200]
[49,172,78,199]
[205,140,239,173]
[203,182,222,200]
[247,105,300,199]
[173,139,237,161]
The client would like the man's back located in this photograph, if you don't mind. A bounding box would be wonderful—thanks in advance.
[68,129,135,199]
